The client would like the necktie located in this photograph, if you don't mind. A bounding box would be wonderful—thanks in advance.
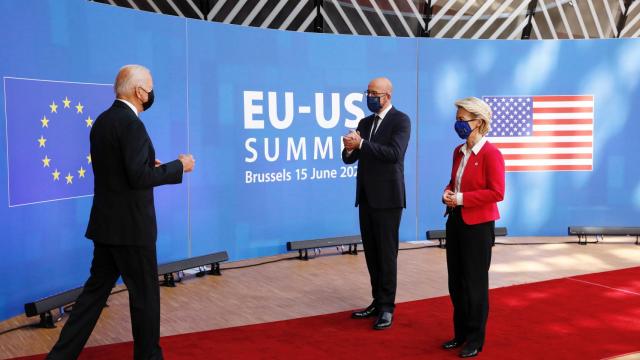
[370,115,380,140]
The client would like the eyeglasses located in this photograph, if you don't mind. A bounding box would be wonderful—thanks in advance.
[364,90,388,97]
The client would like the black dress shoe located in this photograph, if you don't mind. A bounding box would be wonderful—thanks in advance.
[373,311,393,330]
[442,339,464,350]
[351,304,378,319]
[459,345,482,358]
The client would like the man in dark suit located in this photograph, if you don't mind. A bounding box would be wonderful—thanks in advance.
[47,65,195,360]
[342,77,411,330]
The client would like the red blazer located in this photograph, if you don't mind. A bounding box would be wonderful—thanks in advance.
[445,141,505,225]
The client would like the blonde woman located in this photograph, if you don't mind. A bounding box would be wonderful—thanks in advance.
[441,97,505,358]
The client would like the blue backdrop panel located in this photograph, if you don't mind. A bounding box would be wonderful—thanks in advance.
[0,0,189,320]
[417,39,640,236]
[2,0,640,324]
[186,21,418,259]
[4,78,112,206]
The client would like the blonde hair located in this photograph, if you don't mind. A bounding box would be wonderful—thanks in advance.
[454,97,492,135]
[114,65,151,97]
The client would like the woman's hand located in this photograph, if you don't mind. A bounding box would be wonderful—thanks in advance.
[443,190,457,207]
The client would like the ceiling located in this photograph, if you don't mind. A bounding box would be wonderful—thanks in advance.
[90,0,640,39]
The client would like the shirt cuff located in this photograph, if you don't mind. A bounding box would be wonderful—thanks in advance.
[359,139,364,149]
[456,192,463,206]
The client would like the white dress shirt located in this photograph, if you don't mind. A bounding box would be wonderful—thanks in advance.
[367,104,392,139]
[346,104,393,155]
[453,136,487,205]
[117,98,138,116]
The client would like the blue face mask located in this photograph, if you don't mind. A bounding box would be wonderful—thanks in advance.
[454,120,474,139]
[367,95,382,113]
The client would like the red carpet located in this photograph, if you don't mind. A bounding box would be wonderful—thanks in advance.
[14,267,640,360]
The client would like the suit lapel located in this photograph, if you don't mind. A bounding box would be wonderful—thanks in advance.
[461,149,481,190]
[372,107,394,141]
[365,115,375,141]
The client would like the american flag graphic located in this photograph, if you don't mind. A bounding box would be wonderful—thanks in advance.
[483,95,594,172]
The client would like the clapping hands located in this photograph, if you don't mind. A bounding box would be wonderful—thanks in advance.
[343,130,362,151]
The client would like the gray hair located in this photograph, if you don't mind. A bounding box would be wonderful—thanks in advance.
[114,64,150,97]
[454,97,492,135]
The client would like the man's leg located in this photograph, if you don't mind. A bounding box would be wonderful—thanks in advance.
[114,244,163,360]
[47,243,119,360]
[372,207,402,313]
[359,199,381,306]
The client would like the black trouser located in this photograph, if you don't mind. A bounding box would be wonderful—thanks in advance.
[358,197,403,313]
[445,207,494,349]
[47,242,163,360]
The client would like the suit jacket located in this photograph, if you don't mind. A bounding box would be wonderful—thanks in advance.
[445,140,505,225]
[342,106,411,209]
[85,100,183,246]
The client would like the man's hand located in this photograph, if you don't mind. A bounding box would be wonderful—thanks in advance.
[343,130,362,151]
[443,190,457,207]
[154,159,162,168]
[179,154,195,173]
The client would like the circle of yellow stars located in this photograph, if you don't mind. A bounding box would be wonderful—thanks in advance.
[39,96,92,185]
